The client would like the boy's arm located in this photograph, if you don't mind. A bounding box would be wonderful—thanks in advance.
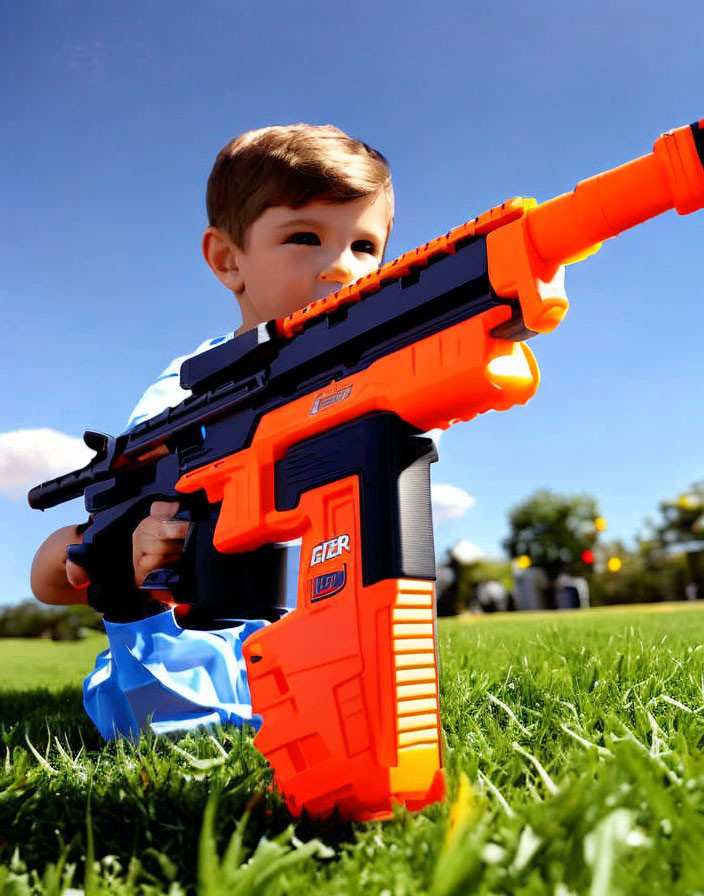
[31,524,91,605]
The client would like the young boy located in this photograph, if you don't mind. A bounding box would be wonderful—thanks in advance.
[30,123,394,736]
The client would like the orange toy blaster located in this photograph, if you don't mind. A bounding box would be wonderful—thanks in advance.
[29,119,704,820]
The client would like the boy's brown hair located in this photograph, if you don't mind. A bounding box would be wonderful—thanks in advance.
[206,123,394,247]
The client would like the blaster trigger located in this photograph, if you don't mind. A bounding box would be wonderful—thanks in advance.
[172,506,197,557]
[66,542,92,584]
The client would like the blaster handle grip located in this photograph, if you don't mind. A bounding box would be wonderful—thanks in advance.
[243,464,444,820]
[181,411,445,819]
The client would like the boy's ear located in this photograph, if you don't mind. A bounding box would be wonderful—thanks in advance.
[202,227,244,294]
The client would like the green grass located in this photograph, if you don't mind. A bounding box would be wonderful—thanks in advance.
[2,605,704,894]
[0,632,108,690]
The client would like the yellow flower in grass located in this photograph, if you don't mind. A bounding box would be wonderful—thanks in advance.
[445,772,475,846]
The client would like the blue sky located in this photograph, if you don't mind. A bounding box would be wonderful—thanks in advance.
[1,0,703,605]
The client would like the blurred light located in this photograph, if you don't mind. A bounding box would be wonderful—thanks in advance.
[581,550,594,564]
[678,494,701,510]
[516,555,532,569]
[607,556,622,572]
[594,517,607,532]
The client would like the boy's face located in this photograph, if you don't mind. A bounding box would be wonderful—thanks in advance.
[229,192,391,331]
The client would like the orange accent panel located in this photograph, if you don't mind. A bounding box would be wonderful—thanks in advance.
[486,219,569,334]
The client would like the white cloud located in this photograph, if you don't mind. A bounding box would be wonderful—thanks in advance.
[431,483,476,522]
[450,539,485,565]
[0,429,93,500]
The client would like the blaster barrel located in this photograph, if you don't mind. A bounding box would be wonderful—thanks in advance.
[28,465,101,510]
[526,120,704,269]
[487,119,704,334]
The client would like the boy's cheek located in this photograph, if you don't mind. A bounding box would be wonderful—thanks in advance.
[271,272,315,313]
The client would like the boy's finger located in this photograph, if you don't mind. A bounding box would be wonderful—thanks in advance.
[155,520,190,541]
[137,516,189,541]
[150,500,181,520]
[137,551,185,571]
[66,559,90,589]
[135,528,188,553]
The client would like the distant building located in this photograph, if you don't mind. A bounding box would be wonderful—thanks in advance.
[512,566,549,610]
[476,580,509,613]
[511,567,589,610]
[556,573,590,609]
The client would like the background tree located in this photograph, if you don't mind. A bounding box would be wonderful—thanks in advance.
[590,538,688,605]
[649,481,704,599]
[0,599,103,640]
[503,490,601,608]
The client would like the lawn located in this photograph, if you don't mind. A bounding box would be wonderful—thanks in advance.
[2,604,704,894]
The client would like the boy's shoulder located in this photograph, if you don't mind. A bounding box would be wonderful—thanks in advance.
[125,332,235,431]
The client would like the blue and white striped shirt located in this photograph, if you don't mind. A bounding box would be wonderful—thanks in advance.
[125,332,235,431]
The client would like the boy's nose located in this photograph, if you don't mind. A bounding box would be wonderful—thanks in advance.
[318,251,355,286]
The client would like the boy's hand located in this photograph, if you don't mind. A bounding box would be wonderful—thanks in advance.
[132,501,190,588]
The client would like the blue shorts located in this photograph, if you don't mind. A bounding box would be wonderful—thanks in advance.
[83,608,267,740]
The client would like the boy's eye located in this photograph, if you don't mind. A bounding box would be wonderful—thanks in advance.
[285,232,321,246]
[352,240,378,256]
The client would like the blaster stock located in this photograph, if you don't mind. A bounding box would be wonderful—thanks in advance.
[29,118,704,820]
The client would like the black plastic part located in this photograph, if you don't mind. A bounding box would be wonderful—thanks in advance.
[28,431,117,510]
[275,413,438,584]
[181,323,278,393]
[70,456,184,621]
[690,120,704,168]
[489,302,537,341]
[169,510,287,623]
[69,515,154,623]
[184,238,493,396]
[140,567,182,591]
[65,449,277,622]
[83,431,109,454]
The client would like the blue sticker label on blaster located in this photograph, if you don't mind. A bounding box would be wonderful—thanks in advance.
[310,565,347,603]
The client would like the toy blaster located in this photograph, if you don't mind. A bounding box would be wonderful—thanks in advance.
[29,119,704,821]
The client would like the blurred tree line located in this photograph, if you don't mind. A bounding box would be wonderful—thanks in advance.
[0,599,103,640]
[438,481,704,614]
